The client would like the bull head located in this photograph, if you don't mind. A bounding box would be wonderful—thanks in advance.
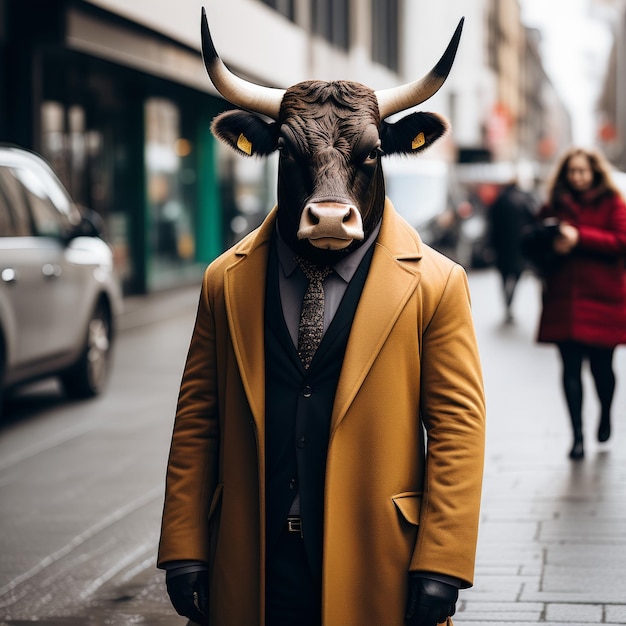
[202,6,463,264]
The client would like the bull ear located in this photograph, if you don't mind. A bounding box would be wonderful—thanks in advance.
[380,112,449,156]
[211,110,279,157]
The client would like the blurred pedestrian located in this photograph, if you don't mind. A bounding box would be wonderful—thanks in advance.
[488,176,538,323]
[536,147,626,460]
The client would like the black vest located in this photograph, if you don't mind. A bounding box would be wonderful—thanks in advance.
[264,239,374,578]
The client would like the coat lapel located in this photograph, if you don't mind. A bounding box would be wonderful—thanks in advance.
[331,200,423,433]
[225,209,277,430]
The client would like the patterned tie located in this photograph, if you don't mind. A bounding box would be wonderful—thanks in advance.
[296,257,333,369]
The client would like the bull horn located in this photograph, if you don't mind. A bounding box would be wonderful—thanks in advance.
[375,17,464,120]
[201,7,285,119]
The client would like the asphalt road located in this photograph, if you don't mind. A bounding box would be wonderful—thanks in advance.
[0,286,199,625]
[1,269,626,625]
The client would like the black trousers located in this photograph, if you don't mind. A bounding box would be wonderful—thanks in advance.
[266,527,321,626]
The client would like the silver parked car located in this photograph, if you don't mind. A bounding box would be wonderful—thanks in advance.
[0,145,121,417]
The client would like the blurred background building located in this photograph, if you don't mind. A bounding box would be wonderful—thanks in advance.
[0,0,599,295]
[598,0,626,170]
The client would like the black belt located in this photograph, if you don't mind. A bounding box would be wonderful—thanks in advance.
[286,516,303,537]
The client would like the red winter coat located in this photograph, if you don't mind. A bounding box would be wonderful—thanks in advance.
[537,189,626,347]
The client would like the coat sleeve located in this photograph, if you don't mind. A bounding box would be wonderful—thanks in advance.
[412,263,486,586]
[576,194,626,257]
[157,270,220,567]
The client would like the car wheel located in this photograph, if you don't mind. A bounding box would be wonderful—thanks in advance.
[61,302,113,399]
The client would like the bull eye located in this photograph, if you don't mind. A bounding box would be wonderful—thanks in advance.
[277,137,291,160]
[366,147,382,162]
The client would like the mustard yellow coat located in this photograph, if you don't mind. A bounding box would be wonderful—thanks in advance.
[158,200,486,626]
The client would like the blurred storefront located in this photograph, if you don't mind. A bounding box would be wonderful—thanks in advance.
[0,0,276,295]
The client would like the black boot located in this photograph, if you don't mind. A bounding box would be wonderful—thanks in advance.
[569,439,584,460]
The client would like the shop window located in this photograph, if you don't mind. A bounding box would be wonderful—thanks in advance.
[145,98,199,291]
[371,0,399,71]
[215,135,277,249]
[40,102,95,209]
[41,102,66,185]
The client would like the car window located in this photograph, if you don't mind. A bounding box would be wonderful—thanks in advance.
[0,166,33,236]
[31,159,76,221]
[11,164,72,238]
[0,180,14,236]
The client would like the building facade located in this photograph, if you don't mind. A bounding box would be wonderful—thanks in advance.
[0,0,568,293]
[598,0,626,170]
[0,0,406,294]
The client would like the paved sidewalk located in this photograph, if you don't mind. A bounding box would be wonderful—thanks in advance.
[118,284,201,332]
[454,270,626,625]
[88,270,626,625]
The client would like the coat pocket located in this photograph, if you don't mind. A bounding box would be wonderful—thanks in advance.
[391,491,423,526]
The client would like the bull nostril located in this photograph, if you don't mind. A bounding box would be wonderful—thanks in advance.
[298,202,364,245]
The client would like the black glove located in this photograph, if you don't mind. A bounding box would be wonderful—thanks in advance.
[405,575,458,626]
[166,570,210,625]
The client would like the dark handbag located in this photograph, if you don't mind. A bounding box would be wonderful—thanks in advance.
[520,218,560,275]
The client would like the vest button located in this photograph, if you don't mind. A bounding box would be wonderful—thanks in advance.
[297,436,306,448]
[302,385,312,398]
[289,478,296,490]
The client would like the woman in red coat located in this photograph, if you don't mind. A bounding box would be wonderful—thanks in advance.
[537,147,626,460]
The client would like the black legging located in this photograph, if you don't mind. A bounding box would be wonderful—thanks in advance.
[557,341,615,441]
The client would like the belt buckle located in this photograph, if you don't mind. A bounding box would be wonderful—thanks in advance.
[287,516,303,537]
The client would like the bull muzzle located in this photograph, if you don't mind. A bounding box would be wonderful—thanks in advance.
[297,202,364,250]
